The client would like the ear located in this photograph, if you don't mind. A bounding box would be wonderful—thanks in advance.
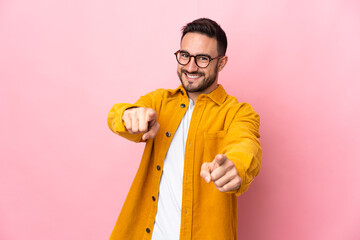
[217,56,228,72]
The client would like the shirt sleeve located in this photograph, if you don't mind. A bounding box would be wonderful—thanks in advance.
[107,90,160,143]
[222,103,262,196]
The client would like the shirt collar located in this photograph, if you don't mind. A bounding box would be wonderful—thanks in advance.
[204,84,228,105]
[173,84,228,106]
[169,84,227,105]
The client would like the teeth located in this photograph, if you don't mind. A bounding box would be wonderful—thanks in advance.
[186,73,201,79]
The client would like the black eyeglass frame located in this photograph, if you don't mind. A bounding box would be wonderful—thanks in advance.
[174,50,223,68]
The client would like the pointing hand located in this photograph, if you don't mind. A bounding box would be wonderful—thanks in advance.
[122,107,160,141]
[200,154,241,192]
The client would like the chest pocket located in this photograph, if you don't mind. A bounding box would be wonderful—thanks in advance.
[203,130,227,162]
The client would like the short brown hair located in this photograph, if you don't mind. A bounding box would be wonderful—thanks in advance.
[181,18,227,56]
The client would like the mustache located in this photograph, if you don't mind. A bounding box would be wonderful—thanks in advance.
[181,69,205,76]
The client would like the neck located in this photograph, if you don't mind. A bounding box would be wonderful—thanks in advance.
[186,84,219,104]
[188,92,199,104]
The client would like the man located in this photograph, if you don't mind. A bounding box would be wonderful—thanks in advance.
[107,18,262,240]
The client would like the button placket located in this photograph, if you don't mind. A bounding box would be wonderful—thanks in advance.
[181,102,205,237]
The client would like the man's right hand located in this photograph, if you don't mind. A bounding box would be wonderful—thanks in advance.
[122,107,160,141]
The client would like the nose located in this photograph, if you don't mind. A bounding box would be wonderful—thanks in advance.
[185,56,199,72]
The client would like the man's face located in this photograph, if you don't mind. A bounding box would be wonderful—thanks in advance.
[177,32,222,95]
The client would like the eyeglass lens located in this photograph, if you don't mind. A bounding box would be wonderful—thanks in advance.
[176,51,211,68]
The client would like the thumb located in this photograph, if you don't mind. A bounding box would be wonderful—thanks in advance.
[142,121,160,140]
[200,162,212,183]
[146,109,157,122]
[142,110,158,141]
[210,154,227,171]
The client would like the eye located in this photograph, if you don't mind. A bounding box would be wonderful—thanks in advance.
[197,56,210,62]
[180,52,190,58]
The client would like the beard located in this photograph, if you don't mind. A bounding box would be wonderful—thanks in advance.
[177,65,219,93]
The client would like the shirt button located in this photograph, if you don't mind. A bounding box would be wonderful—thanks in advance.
[180,103,186,108]
[146,228,151,233]
[156,165,161,171]
[152,196,156,201]
[166,132,171,137]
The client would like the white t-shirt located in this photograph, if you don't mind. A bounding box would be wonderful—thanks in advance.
[151,99,195,240]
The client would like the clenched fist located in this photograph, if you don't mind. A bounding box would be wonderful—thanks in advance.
[122,107,160,141]
[200,154,241,192]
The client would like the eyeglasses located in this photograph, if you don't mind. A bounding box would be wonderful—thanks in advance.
[174,50,223,68]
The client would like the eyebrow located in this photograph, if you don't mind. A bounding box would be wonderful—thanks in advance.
[179,50,211,57]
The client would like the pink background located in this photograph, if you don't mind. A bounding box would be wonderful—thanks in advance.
[1,0,360,239]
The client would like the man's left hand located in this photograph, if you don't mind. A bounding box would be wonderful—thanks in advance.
[200,154,241,192]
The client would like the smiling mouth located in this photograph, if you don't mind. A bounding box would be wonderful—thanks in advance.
[184,72,203,80]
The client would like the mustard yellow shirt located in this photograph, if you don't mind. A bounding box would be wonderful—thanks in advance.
[107,84,262,240]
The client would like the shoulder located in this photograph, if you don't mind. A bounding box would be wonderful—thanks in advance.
[223,94,257,114]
